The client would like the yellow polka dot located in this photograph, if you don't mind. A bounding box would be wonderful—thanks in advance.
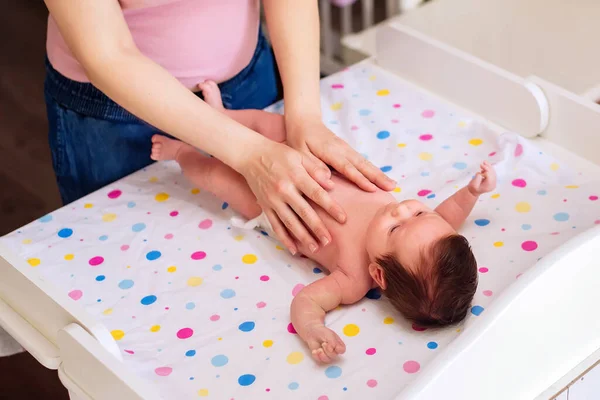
[330,102,343,111]
[393,187,402,193]
[275,245,284,251]
[550,163,560,171]
[149,176,159,183]
[150,325,161,332]
[491,194,500,199]
[263,340,273,348]
[419,152,433,161]
[191,188,200,194]
[369,75,376,81]
[286,351,304,365]
[515,202,531,213]
[493,241,504,248]
[456,328,462,333]
[565,185,579,189]
[343,324,360,337]
[376,89,390,96]
[458,121,468,128]
[22,239,32,244]
[242,254,257,264]
[397,143,407,148]
[84,203,93,209]
[103,308,113,316]
[218,337,222,341]
[111,330,125,341]
[126,265,131,269]
[167,266,177,273]
[469,138,483,146]
[198,389,209,397]
[187,277,203,287]
[383,317,394,324]
[102,213,117,222]
[64,254,74,261]
[155,192,169,202]
[27,258,40,267]
[234,235,244,241]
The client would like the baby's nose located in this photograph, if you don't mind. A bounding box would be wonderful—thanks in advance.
[390,203,408,217]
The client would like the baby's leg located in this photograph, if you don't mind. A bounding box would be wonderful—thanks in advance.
[197,81,286,143]
[151,135,261,219]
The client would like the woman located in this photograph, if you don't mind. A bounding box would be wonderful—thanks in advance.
[44,0,395,254]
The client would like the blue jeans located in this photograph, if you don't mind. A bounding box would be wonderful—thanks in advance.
[45,29,280,205]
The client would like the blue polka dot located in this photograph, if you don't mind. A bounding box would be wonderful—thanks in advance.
[474,219,490,227]
[132,223,146,232]
[220,289,236,299]
[343,387,348,391]
[313,267,322,274]
[380,165,392,173]
[453,162,467,170]
[325,366,342,379]
[238,321,255,332]
[238,374,256,386]
[222,202,229,210]
[442,145,451,150]
[140,295,157,305]
[260,230,269,236]
[361,153,369,160]
[99,235,108,241]
[421,172,430,177]
[186,302,196,310]
[365,288,381,300]
[185,350,196,357]
[522,224,532,230]
[127,201,136,208]
[359,109,372,116]
[427,194,436,199]
[288,382,299,390]
[118,279,134,290]
[57,228,73,238]
[95,275,105,282]
[537,190,547,196]
[212,264,223,271]
[553,212,570,222]
[146,250,161,261]
[471,305,484,316]
[376,130,390,139]
[211,355,229,367]
[39,214,53,223]
[427,341,438,349]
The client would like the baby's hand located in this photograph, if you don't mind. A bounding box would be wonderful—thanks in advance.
[306,324,346,364]
[468,161,497,195]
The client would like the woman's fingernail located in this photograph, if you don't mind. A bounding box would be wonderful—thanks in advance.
[337,212,347,223]
[321,236,330,246]
[309,243,318,253]
[289,247,297,255]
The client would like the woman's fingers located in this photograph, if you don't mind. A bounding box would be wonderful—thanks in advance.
[286,189,332,247]
[294,166,346,225]
[272,198,320,253]
[264,209,297,255]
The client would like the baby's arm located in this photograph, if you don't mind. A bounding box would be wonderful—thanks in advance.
[291,270,366,363]
[435,161,497,229]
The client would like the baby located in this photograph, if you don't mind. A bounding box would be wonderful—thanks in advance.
[151,81,497,364]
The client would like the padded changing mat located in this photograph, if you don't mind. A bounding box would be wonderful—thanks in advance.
[3,63,600,400]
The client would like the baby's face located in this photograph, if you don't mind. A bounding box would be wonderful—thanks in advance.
[366,200,455,270]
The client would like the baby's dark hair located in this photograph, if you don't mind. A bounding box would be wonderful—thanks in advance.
[377,235,478,327]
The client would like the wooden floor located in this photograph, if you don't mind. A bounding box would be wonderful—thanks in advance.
[0,0,67,399]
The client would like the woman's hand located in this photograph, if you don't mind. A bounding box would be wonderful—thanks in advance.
[238,139,346,255]
[286,118,396,192]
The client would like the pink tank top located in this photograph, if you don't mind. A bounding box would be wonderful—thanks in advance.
[46,0,260,89]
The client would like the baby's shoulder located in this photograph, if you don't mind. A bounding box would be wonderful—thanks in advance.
[335,262,373,304]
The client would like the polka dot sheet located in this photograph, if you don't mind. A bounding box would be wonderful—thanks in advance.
[3,63,600,399]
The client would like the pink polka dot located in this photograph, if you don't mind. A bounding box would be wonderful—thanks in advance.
[483,290,493,296]
[155,367,172,376]
[590,195,598,201]
[176,328,194,339]
[210,314,220,321]
[89,256,104,266]
[318,396,329,400]
[264,388,269,391]
[516,273,523,279]
[120,245,129,251]
[256,301,266,308]
[512,179,527,188]
[419,133,433,141]
[393,104,401,108]
[68,290,82,301]
[164,233,174,240]
[595,220,600,225]
[107,189,122,199]
[292,283,305,296]
[489,151,497,157]
[417,189,431,197]
[366,348,376,355]
[287,323,297,334]
[124,350,134,354]
[403,360,421,373]
[391,119,399,123]
[521,240,538,251]
[191,251,206,260]
[551,232,560,235]
[367,379,378,388]
[479,267,489,273]
[350,125,359,131]
[515,144,523,157]
[169,211,179,217]
[198,219,213,229]
[411,324,427,332]
[260,275,270,282]
[421,110,435,118]
[331,83,344,89]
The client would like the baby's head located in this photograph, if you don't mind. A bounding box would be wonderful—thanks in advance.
[366,200,478,327]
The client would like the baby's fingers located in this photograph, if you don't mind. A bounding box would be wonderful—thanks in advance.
[312,347,333,364]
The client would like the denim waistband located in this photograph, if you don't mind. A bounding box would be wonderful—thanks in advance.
[44,28,266,123]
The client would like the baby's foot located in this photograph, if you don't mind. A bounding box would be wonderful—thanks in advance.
[150,135,185,161]
[197,80,225,111]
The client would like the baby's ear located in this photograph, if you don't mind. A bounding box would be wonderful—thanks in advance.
[369,262,387,290]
